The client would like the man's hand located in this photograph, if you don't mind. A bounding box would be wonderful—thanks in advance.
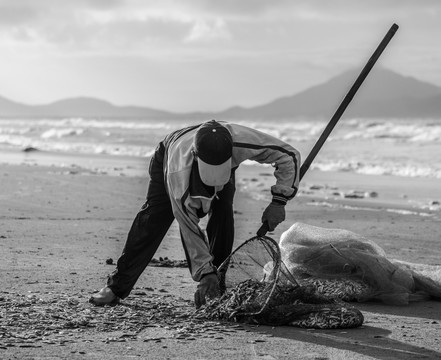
[194,273,220,309]
[261,202,286,232]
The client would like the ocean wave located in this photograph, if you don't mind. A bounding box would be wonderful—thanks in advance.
[1,117,440,179]
[237,119,441,144]
[0,134,155,157]
[242,158,441,179]
[237,120,326,143]
[312,160,441,179]
[41,128,84,139]
[0,118,186,131]
[0,126,32,135]
[341,120,441,143]
[2,117,440,144]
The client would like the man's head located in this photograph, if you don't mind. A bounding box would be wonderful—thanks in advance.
[194,120,233,187]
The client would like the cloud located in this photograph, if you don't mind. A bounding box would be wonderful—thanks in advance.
[0,1,42,26]
[184,18,231,43]
[0,0,440,63]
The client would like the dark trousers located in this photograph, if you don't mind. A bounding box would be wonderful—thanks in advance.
[107,142,235,299]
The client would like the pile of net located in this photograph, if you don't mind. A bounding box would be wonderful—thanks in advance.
[195,235,364,329]
[278,223,441,306]
[196,223,441,328]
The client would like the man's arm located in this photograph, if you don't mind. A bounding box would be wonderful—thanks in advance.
[167,172,217,282]
[229,124,300,199]
[255,144,298,231]
[227,123,301,230]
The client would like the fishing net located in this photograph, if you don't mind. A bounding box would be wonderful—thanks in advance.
[196,222,440,327]
[196,234,364,329]
[279,223,441,305]
[214,235,294,318]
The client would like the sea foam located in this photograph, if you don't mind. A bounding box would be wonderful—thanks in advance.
[1,117,440,179]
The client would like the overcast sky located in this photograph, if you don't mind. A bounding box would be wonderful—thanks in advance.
[0,0,440,112]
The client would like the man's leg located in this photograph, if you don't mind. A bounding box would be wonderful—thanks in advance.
[106,199,174,299]
[206,175,235,294]
[91,142,174,303]
[107,142,174,299]
[206,174,236,269]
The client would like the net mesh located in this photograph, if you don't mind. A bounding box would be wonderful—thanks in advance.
[215,235,288,317]
[196,222,441,327]
[279,223,439,305]
[195,233,364,328]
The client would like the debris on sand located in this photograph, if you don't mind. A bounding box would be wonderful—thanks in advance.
[149,257,188,268]
[0,291,239,347]
[195,280,364,329]
[343,190,378,199]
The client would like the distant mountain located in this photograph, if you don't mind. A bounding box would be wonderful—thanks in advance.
[0,96,176,119]
[216,68,441,119]
[1,68,441,119]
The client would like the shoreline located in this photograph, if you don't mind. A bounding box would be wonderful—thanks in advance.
[2,147,440,205]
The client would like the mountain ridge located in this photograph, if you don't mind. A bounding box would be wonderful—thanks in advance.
[1,68,441,119]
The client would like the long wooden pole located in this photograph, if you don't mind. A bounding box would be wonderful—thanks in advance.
[299,23,399,180]
[257,23,399,237]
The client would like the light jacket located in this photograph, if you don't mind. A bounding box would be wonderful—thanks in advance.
[162,121,300,281]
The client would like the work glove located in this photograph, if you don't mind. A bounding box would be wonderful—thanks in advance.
[194,273,220,309]
[261,202,286,232]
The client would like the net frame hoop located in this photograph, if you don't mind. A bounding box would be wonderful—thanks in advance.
[217,234,282,317]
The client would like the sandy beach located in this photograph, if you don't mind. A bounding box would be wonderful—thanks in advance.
[1,150,441,359]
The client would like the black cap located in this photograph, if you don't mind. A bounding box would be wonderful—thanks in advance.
[194,120,233,186]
